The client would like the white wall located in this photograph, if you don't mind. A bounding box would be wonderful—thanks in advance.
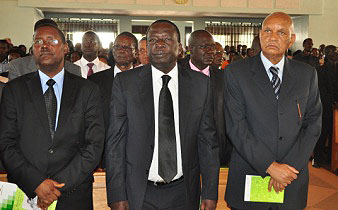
[0,0,44,48]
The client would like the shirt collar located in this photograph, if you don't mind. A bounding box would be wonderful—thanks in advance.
[114,65,122,77]
[189,59,210,72]
[151,63,178,85]
[80,56,100,66]
[38,68,64,90]
[260,51,285,72]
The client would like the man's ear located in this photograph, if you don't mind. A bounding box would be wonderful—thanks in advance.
[63,42,69,55]
[289,34,296,49]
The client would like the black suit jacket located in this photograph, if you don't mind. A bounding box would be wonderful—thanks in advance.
[224,55,322,209]
[88,67,114,130]
[0,70,104,206]
[105,64,219,210]
[180,58,232,166]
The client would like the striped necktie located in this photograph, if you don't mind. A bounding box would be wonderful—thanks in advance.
[269,66,281,99]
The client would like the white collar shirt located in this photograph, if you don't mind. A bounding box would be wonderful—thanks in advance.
[74,56,110,79]
[148,63,183,182]
[260,51,285,82]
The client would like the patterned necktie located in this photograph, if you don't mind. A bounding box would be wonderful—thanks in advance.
[269,66,281,99]
[87,63,94,77]
[44,79,57,138]
[158,75,177,183]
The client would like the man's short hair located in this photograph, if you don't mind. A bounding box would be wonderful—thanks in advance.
[8,47,25,57]
[34,19,66,43]
[0,40,10,48]
[303,38,312,45]
[115,32,138,50]
[146,20,181,43]
[83,31,101,48]
[324,45,336,56]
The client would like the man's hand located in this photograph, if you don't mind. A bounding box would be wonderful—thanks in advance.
[266,162,299,187]
[109,201,129,210]
[200,199,217,210]
[268,177,285,193]
[34,179,65,209]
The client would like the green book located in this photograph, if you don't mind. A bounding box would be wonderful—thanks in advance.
[0,181,57,210]
[244,175,284,203]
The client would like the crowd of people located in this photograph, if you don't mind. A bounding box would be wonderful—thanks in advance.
[0,11,336,210]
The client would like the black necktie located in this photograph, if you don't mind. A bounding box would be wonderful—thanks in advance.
[269,66,281,99]
[158,75,177,183]
[44,79,57,138]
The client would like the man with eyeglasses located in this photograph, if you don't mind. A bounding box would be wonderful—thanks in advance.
[0,22,104,210]
[7,19,81,81]
[180,30,232,168]
[74,30,110,78]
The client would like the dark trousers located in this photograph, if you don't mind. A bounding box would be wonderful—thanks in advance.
[56,180,93,210]
[314,116,333,163]
[142,179,187,210]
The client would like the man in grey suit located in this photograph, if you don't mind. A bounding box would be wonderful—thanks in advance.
[224,12,322,210]
[106,20,219,210]
[8,55,81,80]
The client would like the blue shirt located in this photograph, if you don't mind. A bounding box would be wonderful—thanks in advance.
[38,69,64,130]
[260,51,285,82]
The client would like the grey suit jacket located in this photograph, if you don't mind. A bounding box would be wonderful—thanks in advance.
[224,55,322,209]
[8,56,81,80]
[105,64,219,210]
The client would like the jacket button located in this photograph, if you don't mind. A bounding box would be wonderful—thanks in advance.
[145,169,149,175]
[150,145,154,150]
[48,149,54,154]
[279,137,284,141]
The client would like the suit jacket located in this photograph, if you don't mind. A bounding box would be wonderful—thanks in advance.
[8,56,81,81]
[0,70,104,208]
[105,64,219,210]
[224,55,322,209]
[88,67,114,130]
[179,58,232,166]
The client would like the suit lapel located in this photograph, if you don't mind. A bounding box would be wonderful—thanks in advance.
[178,64,192,142]
[138,64,155,139]
[26,72,52,142]
[251,55,277,103]
[278,58,296,102]
[55,71,77,140]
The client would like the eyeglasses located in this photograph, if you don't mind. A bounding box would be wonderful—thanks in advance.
[33,39,60,46]
[113,45,135,52]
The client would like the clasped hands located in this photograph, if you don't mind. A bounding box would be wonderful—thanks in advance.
[266,162,299,193]
[34,179,65,209]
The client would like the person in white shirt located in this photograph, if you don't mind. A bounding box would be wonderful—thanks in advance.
[74,31,110,78]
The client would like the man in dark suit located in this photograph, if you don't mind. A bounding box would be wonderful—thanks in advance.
[0,22,104,210]
[88,31,138,129]
[224,12,322,210]
[105,20,219,210]
[180,30,231,167]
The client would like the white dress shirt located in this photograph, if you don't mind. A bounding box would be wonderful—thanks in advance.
[114,65,122,78]
[74,56,110,79]
[260,51,285,82]
[148,64,183,182]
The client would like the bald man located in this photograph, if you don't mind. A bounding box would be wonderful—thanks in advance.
[224,12,322,210]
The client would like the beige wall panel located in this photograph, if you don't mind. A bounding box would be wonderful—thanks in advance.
[248,0,273,9]
[276,0,300,9]
[221,0,246,8]
[136,0,162,5]
[76,0,105,3]
[47,0,75,2]
[107,0,134,4]
[165,0,192,6]
[193,0,218,7]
